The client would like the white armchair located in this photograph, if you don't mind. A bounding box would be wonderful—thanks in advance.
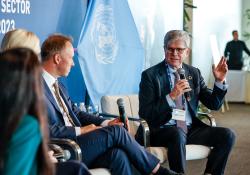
[100,94,213,163]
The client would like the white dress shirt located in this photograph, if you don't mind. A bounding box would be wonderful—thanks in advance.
[42,70,111,136]
[42,70,81,136]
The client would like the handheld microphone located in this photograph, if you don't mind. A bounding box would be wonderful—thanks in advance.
[117,98,128,130]
[177,68,191,101]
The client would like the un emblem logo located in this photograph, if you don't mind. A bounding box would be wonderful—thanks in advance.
[91,2,119,64]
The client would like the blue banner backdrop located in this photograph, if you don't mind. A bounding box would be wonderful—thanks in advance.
[0,0,88,102]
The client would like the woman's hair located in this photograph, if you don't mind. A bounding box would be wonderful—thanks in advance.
[1,29,41,55]
[0,48,53,175]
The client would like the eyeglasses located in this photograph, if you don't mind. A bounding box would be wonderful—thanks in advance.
[166,47,187,54]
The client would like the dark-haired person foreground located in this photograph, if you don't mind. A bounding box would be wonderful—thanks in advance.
[0,29,91,175]
[41,34,181,175]
[138,30,235,175]
[0,48,54,175]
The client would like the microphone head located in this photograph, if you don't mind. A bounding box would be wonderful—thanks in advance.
[177,68,185,75]
[63,150,71,160]
[117,98,124,107]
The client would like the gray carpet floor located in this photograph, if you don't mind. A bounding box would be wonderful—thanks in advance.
[185,103,250,175]
[133,103,250,175]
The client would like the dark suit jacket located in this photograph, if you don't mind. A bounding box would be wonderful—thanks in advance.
[43,80,105,140]
[138,61,226,129]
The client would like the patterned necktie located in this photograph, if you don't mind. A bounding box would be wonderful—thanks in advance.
[53,81,76,126]
[173,72,188,133]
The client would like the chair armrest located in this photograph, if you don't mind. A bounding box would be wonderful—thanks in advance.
[139,119,150,147]
[48,143,67,162]
[50,138,82,161]
[100,113,150,147]
[197,112,216,126]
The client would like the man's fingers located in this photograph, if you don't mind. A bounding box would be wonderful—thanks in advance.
[81,124,102,134]
[217,56,225,65]
[89,126,101,132]
[113,118,120,123]
[212,64,215,71]
[177,80,190,89]
[109,120,124,126]
[116,123,124,126]
[221,57,227,64]
[183,87,192,92]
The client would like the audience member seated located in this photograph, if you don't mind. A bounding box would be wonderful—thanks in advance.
[0,29,91,175]
[40,34,181,175]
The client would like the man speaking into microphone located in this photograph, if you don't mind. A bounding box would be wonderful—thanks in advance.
[138,30,235,175]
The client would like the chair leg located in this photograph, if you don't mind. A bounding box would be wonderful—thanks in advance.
[221,103,225,113]
[225,100,229,111]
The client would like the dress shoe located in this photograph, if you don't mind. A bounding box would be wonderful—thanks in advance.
[155,166,184,175]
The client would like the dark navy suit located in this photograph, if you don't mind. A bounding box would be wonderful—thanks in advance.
[138,61,235,174]
[44,80,159,175]
[56,161,91,175]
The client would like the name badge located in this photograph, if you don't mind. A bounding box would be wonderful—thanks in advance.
[172,109,185,121]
